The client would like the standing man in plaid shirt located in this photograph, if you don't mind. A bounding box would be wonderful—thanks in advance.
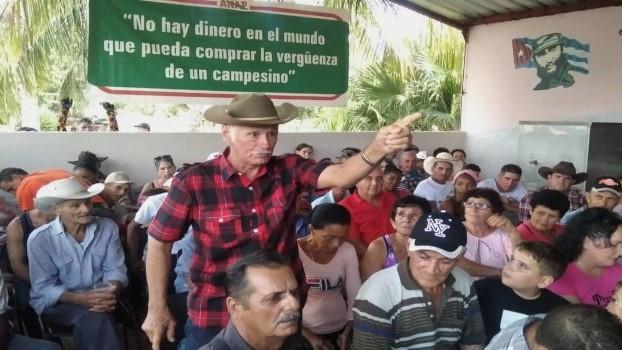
[141,94,421,350]
[518,161,587,223]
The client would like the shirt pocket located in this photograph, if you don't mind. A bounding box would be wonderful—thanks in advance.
[91,252,106,282]
[51,254,79,287]
[199,208,247,245]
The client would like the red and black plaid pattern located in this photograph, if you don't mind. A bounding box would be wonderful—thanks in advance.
[148,149,329,328]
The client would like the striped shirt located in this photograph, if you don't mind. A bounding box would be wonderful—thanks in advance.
[353,260,486,349]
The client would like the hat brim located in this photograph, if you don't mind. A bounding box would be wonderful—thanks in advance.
[423,157,462,176]
[203,104,299,126]
[538,167,587,184]
[68,157,108,166]
[34,183,105,212]
[408,239,465,259]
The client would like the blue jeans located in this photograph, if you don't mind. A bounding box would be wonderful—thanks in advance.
[8,334,61,350]
[179,318,221,350]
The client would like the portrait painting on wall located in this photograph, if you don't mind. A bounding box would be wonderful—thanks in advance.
[512,33,590,90]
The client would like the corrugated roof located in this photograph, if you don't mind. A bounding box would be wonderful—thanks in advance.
[389,0,622,30]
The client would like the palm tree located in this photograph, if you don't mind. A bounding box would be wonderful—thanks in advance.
[314,20,464,131]
[0,0,87,124]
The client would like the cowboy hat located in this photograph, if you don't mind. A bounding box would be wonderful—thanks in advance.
[203,94,299,126]
[34,177,104,212]
[538,161,587,184]
[68,151,108,167]
[423,152,463,176]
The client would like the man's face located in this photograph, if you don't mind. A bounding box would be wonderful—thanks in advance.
[587,191,619,210]
[0,175,23,193]
[391,206,423,236]
[311,223,349,254]
[431,161,453,184]
[502,248,551,291]
[497,172,521,192]
[529,205,561,232]
[79,122,93,132]
[409,250,459,290]
[230,266,300,340]
[355,167,383,199]
[72,168,98,185]
[54,199,94,226]
[534,44,562,74]
[223,125,278,167]
[547,173,573,192]
[452,151,465,162]
[581,226,622,269]
[104,183,130,202]
[383,172,401,192]
[399,152,417,173]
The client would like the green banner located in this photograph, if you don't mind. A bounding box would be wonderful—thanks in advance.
[88,0,349,105]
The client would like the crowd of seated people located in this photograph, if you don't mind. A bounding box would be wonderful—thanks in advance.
[2,140,622,350]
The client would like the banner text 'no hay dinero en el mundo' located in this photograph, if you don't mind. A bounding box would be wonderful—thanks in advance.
[87,0,350,106]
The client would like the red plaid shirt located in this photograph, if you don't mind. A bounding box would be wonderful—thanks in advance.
[148,149,329,328]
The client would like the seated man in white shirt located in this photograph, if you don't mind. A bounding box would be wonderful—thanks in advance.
[478,164,528,215]
[28,177,128,350]
[414,152,462,210]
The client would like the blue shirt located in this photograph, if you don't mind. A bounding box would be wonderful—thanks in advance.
[27,216,128,314]
[173,231,196,294]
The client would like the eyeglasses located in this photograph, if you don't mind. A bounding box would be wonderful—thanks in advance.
[463,201,492,210]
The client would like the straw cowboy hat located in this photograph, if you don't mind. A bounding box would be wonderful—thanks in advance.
[538,161,587,184]
[203,94,299,126]
[34,177,104,212]
[423,152,463,176]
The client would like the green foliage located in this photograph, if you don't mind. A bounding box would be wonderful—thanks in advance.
[0,0,88,123]
[316,20,464,131]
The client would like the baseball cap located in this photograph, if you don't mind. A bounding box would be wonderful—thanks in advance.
[408,212,467,259]
[134,122,151,131]
[104,171,132,184]
[591,176,622,197]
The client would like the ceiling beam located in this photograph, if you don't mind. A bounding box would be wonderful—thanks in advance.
[465,0,622,26]
[388,0,467,31]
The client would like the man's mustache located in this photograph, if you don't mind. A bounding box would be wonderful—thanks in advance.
[275,312,301,325]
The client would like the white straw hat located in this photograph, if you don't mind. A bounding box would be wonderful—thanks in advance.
[34,177,104,211]
[422,152,463,177]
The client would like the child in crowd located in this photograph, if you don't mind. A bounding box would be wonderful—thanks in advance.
[441,169,479,220]
[475,241,568,342]
[549,207,622,306]
[298,203,361,350]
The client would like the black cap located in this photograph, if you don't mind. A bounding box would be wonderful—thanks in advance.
[591,176,622,197]
[409,212,467,259]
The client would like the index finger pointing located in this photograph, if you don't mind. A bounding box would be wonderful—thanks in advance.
[394,112,421,128]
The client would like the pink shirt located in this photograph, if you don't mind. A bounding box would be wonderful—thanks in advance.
[298,242,361,334]
[464,228,512,270]
[549,263,622,306]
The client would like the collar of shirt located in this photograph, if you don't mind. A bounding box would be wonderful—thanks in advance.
[49,215,99,246]
[222,321,253,350]
[218,148,271,184]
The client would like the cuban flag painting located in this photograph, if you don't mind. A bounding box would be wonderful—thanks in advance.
[512,33,590,90]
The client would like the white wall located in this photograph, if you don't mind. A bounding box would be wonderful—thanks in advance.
[0,131,465,187]
[462,6,622,178]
